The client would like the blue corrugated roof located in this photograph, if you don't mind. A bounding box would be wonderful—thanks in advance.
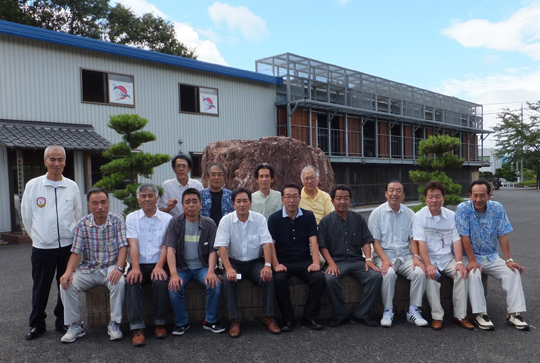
[0,20,283,85]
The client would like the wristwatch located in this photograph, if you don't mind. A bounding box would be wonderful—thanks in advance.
[264,263,272,268]
[116,266,125,272]
[365,258,373,262]
[506,258,514,263]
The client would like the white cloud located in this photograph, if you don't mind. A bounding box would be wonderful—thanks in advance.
[112,0,167,18]
[441,2,540,60]
[208,2,270,41]
[336,0,351,5]
[174,22,227,65]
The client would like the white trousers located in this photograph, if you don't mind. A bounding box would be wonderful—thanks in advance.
[468,256,526,314]
[374,257,426,310]
[425,259,468,320]
[60,265,125,325]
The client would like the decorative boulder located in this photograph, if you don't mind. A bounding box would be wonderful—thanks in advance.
[201,136,335,193]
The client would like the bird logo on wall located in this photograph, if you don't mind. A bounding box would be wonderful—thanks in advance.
[202,97,216,111]
[112,83,132,101]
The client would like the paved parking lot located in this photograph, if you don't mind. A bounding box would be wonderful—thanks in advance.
[0,188,538,363]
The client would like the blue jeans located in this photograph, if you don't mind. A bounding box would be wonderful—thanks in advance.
[169,267,221,326]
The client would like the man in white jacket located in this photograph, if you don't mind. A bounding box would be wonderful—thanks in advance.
[21,146,83,340]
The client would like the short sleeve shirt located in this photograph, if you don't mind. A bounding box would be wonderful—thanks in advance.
[125,209,172,264]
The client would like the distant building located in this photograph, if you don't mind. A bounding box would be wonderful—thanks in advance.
[478,148,503,175]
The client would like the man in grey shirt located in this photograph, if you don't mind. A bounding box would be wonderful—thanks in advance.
[163,188,224,335]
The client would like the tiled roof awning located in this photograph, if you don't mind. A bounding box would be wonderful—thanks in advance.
[0,120,111,151]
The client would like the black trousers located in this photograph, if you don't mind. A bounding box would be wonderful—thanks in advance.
[29,245,71,329]
[222,258,275,320]
[274,260,325,322]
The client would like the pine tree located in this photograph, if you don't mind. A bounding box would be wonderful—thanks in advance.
[95,114,170,215]
[409,134,464,209]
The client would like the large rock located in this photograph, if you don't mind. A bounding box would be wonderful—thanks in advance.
[201,136,335,194]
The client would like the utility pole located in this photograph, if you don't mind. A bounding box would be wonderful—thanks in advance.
[521,103,524,182]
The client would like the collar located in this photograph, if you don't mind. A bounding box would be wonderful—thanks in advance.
[281,207,303,218]
[383,201,403,214]
[425,206,449,220]
[301,187,320,200]
[90,213,112,227]
[174,177,192,187]
[136,208,162,220]
[467,199,491,215]
[233,210,253,224]
[43,173,66,187]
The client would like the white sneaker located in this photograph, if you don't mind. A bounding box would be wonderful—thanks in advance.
[406,309,428,327]
[474,313,495,331]
[61,323,85,343]
[506,313,529,331]
[107,321,123,340]
[380,311,394,327]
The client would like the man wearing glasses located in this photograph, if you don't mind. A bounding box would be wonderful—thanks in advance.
[298,166,334,225]
[159,155,203,216]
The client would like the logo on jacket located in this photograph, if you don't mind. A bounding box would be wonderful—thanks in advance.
[36,197,46,208]
[112,83,132,101]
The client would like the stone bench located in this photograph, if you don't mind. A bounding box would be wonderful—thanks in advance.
[84,274,487,328]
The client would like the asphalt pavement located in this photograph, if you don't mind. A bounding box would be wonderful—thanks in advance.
[0,187,538,363]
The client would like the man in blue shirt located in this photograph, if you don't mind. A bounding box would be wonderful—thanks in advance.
[455,180,528,331]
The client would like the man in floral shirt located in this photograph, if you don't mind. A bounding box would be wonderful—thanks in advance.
[455,180,528,331]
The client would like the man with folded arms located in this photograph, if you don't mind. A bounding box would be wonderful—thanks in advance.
[319,184,382,328]
[59,188,127,343]
[214,187,280,337]
[413,181,473,330]
[368,180,427,328]
[269,183,325,332]
[125,183,172,346]
[455,180,528,331]
[164,188,224,336]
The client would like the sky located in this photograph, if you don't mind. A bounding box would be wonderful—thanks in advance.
[112,0,540,147]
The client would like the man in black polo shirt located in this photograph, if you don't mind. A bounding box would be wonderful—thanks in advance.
[268,183,325,332]
[319,184,382,327]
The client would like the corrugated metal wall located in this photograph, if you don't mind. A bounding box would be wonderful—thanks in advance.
[0,35,277,214]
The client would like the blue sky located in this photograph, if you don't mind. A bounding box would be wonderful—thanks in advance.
[114,0,540,146]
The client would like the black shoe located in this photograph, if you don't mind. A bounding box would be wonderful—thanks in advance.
[352,316,378,327]
[280,320,296,332]
[55,324,68,332]
[330,316,350,327]
[301,316,323,330]
[26,327,46,340]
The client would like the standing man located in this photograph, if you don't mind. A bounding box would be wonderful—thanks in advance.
[368,180,427,328]
[159,155,203,216]
[298,166,334,225]
[214,187,280,338]
[269,183,326,332]
[455,180,528,330]
[413,181,473,330]
[200,162,234,226]
[21,145,83,340]
[59,188,128,343]
[163,188,224,336]
[125,183,173,346]
[319,184,382,327]
[251,163,282,219]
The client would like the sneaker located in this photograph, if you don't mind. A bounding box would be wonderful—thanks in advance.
[61,323,85,343]
[474,313,495,331]
[406,309,428,327]
[107,321,123,340]
[506,313,529,331]
[172,323,190,336]
[380,310,394,327]
[203,320,226,333]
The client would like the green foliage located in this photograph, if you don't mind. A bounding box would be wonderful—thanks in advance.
[94,114,170,215]
[495,167,518,182]
[495,101,540,182]
[517,179,537,187]
[409,135,464,208]
[479,171,495,182]
[2,1,197,58]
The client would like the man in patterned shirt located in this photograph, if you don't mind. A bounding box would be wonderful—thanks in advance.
[59,188,128,343]
[455,180,528,331]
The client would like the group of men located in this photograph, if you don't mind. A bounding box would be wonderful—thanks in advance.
[22,146,529,346]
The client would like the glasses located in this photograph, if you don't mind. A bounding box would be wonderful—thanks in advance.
[303,176,317,181]
[283,195,300,200]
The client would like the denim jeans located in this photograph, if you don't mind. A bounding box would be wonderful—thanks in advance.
[169,267,221,326]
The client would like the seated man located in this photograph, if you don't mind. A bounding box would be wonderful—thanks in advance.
[413,181,473,330]
[269,183,325,332]
[368,180,427,327]
[251,163,282,219]
[319,184,382,327]
[163,188,224,335]
[59,188,128,343]
[200,162,234,226]
[125,183,173,346]
[455,180,528,330]
[214,187,280,338]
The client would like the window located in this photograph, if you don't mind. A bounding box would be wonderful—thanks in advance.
[189,152,203,178]
[81,69,135,107]
[179,84,219,115]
